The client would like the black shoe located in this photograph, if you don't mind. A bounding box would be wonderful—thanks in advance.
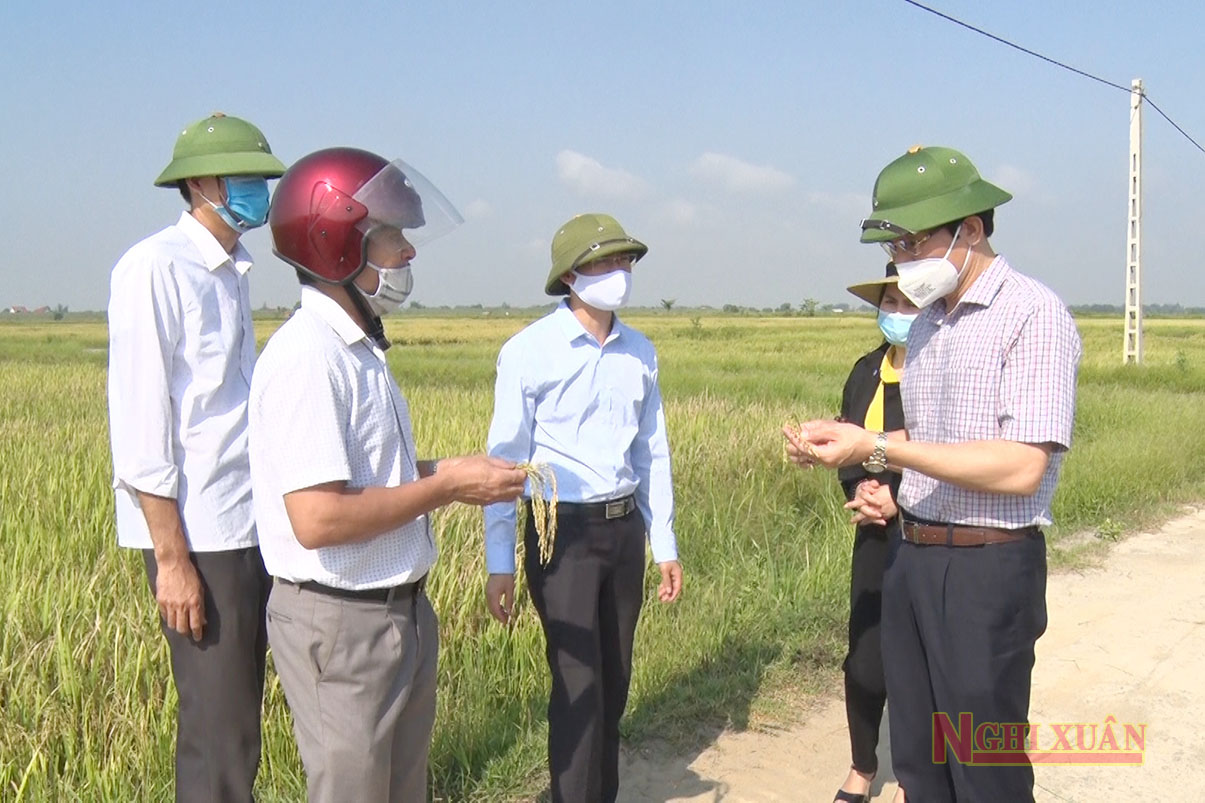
[833,790,870,803]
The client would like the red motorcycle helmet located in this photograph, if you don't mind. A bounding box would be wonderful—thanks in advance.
[269,147,462,284]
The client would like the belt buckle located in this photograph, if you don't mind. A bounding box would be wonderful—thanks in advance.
[604,498,627,519]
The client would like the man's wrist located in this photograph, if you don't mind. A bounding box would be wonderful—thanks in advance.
[861,431,889,473]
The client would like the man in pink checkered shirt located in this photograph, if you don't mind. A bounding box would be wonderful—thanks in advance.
[785,146,1081,803]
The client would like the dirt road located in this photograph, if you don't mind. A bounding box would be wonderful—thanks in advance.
[619,507,1205,802]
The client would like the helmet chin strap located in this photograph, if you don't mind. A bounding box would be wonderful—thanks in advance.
[347,283,391,351]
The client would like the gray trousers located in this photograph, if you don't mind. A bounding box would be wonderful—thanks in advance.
[266,580,439,803]
[143,547,271,803]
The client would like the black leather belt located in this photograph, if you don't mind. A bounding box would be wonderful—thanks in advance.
[281,575,427,603]
[542,495,637,520]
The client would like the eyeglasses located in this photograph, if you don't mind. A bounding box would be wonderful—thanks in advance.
[861,218,935,259]
[581,253,637,271]
[880,230,934,259]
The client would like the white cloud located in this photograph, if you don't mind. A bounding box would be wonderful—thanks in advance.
[805,190,870,217]
[990,164,1037,197]
[463,198,492,220]
[556,150,650,199]
[689,152,795,192]
[657,198,701,226]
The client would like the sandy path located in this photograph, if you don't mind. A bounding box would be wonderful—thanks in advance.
[618,507,1205,802]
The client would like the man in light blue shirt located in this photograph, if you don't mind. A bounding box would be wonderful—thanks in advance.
[484,213,683,803]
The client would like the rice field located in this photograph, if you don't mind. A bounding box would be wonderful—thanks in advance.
[1,312,1203,801]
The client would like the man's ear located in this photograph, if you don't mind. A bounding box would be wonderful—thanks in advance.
[560,272,576,288]
[963,214,985,246]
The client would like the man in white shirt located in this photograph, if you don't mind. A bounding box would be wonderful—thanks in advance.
[106,112,286,802]
[484,213,684,803]
[251,147,526,802]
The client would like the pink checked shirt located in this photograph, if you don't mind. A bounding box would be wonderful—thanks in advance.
[898,255,1082,528]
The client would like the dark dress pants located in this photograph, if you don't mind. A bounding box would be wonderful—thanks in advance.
[144,547,272,803]
[525,506,646,803]
[881,531,1047,803]
[844,520,893,775]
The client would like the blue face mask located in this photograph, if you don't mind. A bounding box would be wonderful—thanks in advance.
[201,176,270,232]
[877,309,917,346]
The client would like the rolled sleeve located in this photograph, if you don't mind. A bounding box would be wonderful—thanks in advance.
[631,357,678,564]
[999,300,1082,451]
[107,252,182,498]
[484,344,534,574]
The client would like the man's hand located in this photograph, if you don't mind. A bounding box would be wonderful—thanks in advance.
[154,555,206,641]
[782,423,819,469]
[788,420,876,470]
[485,573,516,625]
[846,479,898,526]
[136,492,204,641]
[657,560,683,603]
[442,456,527,506]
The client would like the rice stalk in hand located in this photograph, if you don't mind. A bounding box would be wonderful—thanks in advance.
[519,462,558,565]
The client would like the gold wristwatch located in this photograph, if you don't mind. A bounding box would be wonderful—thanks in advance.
[862,431,888,474]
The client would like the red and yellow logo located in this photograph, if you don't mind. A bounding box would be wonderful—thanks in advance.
[932,713,1145,766]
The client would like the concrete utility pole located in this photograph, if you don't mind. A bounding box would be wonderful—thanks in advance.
[1123,78,1144,364]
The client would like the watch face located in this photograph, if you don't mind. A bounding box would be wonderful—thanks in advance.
[864,461,885,474]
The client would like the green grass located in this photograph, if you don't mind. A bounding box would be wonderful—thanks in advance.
[1,314,1203,800]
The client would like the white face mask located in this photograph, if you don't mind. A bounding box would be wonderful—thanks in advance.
[362,263,413,316]
[894,222,969,308]
[570,269,632,311]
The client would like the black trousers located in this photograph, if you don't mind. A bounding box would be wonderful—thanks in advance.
[881,527,1047,803]
[525,506,646,803]
[143,547,272,803]
[844,521,893,775]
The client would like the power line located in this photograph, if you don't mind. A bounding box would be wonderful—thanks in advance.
[901,0,1205,157]
[1144,97,1205,156]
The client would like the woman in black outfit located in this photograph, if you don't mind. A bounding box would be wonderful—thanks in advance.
[832,263,918,803]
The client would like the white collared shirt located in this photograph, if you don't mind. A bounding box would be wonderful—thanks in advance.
[249,286,436,589]
[484,301,678,574]
[107,212,257,551]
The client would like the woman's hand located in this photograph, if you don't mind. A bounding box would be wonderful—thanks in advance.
[845,478,898,526]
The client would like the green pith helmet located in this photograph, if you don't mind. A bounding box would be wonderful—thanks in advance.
[859,145,1012,243]
[546,213,648,295]
[153,112,287,187]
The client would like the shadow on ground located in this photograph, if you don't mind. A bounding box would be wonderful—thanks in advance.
[614,638,784,802]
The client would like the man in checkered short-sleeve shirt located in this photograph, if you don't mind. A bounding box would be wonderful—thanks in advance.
[249,147,526,802]
[786,146,1081,803]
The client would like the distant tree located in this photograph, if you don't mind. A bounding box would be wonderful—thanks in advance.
[52,304,68,321]
[409,300,425,309]
[777,302,793,314]
[722,303,740,313]
[800,297,818,317]
[660,298,676,311]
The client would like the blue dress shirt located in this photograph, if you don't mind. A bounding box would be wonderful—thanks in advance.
[484,301,678,573]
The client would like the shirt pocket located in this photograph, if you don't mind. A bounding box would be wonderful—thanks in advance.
[184,274,243,382]
[939,366,1002,441]
[596,370,647,452]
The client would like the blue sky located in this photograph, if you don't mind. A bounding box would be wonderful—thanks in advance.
[3,0,1203,311]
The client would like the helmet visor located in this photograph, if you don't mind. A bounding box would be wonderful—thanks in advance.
[352,159,464,246]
